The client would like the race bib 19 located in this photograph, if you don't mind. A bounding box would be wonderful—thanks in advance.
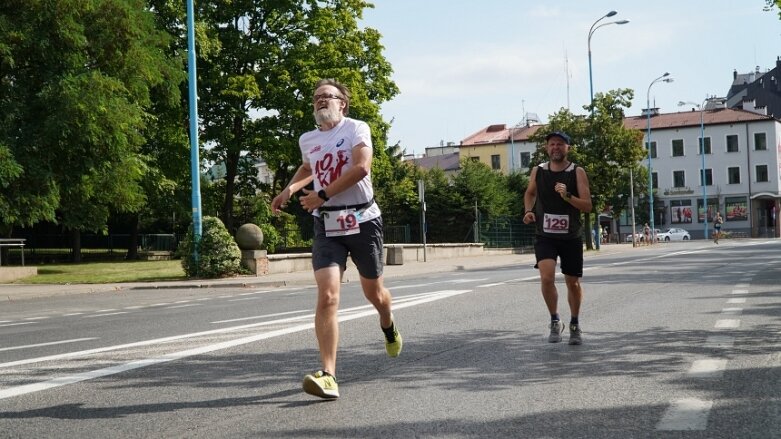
[543,213,569,234]
[323,208,360,237]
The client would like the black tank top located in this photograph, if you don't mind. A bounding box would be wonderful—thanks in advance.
[533,161,582,240]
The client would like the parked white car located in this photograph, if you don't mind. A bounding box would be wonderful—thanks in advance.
[657,228,691,241]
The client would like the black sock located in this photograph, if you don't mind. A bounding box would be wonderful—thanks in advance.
[382,322,396,342]
[570,317,579,326]
[551,314,560,322]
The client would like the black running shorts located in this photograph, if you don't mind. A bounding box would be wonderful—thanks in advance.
[533,235,584,277]
[312,215,384,279]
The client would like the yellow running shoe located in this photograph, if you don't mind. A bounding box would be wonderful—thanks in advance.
[302,370,339,399]
[385,326,403,358]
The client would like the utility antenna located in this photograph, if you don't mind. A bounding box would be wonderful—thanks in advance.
[565,48,570,110]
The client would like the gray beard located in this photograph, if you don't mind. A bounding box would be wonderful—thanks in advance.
[549,151,566,162]
[314,107,342,126]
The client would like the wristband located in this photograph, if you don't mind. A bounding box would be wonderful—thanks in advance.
[564,191,572,200]
[525,210,534,215]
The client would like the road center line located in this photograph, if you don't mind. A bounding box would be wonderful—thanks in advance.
[688,359,727,378]
[657,398,713,431]
[0,338,98,353]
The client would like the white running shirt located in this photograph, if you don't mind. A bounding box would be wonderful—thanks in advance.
[299,117,380,221]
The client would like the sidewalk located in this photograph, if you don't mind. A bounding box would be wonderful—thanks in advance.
[0,243,636,301]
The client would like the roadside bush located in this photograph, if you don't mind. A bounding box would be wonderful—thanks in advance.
[178,216,242,278]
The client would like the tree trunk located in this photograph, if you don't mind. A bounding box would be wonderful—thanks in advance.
[71,229,82,263]
[221,149,240,232]
[126,214,139,260]
[583,213,594,250]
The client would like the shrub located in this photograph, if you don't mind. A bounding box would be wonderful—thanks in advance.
[178,216,242,278]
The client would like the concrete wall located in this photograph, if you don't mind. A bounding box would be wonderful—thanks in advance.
[264,243,486,275]
[0,267,38,283]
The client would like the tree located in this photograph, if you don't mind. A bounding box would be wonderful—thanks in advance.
[150,0,399,232]
[372,142,421,234]
[0,0,183,261]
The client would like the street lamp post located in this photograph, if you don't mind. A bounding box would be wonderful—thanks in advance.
[646,72,673,243]
[587,11,629,250]
[678,98,709,240]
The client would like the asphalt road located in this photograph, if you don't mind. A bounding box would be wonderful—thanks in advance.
[1,239,779,438]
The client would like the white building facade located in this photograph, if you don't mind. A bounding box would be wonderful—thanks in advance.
[625,108,780,239]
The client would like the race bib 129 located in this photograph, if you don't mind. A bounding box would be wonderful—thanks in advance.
[543,213,569,234]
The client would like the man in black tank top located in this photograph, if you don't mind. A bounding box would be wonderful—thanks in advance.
[523,131,593,345]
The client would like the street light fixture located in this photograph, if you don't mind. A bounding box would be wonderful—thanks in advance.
[588,11,630,106]
[646,72,673,243]
[678,98,709,241]
[587,10,629,249]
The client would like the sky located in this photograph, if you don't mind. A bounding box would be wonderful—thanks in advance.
[361,1,781,155]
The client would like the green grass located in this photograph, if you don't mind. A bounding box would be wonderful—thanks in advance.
[16,260,187,284]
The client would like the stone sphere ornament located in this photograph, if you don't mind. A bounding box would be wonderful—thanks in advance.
[235,223,264,250]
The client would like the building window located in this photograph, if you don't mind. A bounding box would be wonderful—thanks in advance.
[470,156,480,163]
[727,166,741,184]
[700,168,713,186]
[652,172,658,189]
[520,152,530,168]
[754,132,767,151]
[646,141,657,159]
[672,139,684,157]
[699,137,711,155]
[670,199,693,224]
[673,170,686,188]
[491,154,500,170]
[724,196,748,221]
[726,134,739,152]
[756,164,769,182]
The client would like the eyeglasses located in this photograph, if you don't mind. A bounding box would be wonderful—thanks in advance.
[313,93,343,102]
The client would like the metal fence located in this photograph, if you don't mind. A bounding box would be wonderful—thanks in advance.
[478,216,536,249]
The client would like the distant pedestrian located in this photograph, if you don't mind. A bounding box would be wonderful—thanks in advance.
[271,79,401,400]
[643,223,651,246]
[713,212,724,244]
[523,131,593,345]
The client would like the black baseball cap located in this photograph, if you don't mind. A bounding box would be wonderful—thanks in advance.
[545,131,571,144]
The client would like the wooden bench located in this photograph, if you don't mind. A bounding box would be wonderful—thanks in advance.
[0,238,26,266]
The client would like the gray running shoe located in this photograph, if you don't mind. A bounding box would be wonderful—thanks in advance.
[568,324,582,345]
[548,320,564,343]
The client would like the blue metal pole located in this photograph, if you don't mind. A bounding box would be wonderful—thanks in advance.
[186,0,202,260]
[646,73,671,243]
[646,91,654,242]
[700,105,708,240]
[585,11,625,250]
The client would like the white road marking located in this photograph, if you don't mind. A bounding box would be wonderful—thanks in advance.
[657,398,713,430]
[731,289,748,295]
[720,307,743,315]
[0,322,36,328]
[726,298,746,304]
[0,289,472,400]
[84,312,128,318]
[23,316,49,321]
[62,313,84,317]
[165,304,200,309]
[477,283,505,288]
[733,284,749,288]
[688,359,727,378]
[123,306,144,310]
[715,319,741,329]
[0,338,98,353]
[211,309,310,324]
